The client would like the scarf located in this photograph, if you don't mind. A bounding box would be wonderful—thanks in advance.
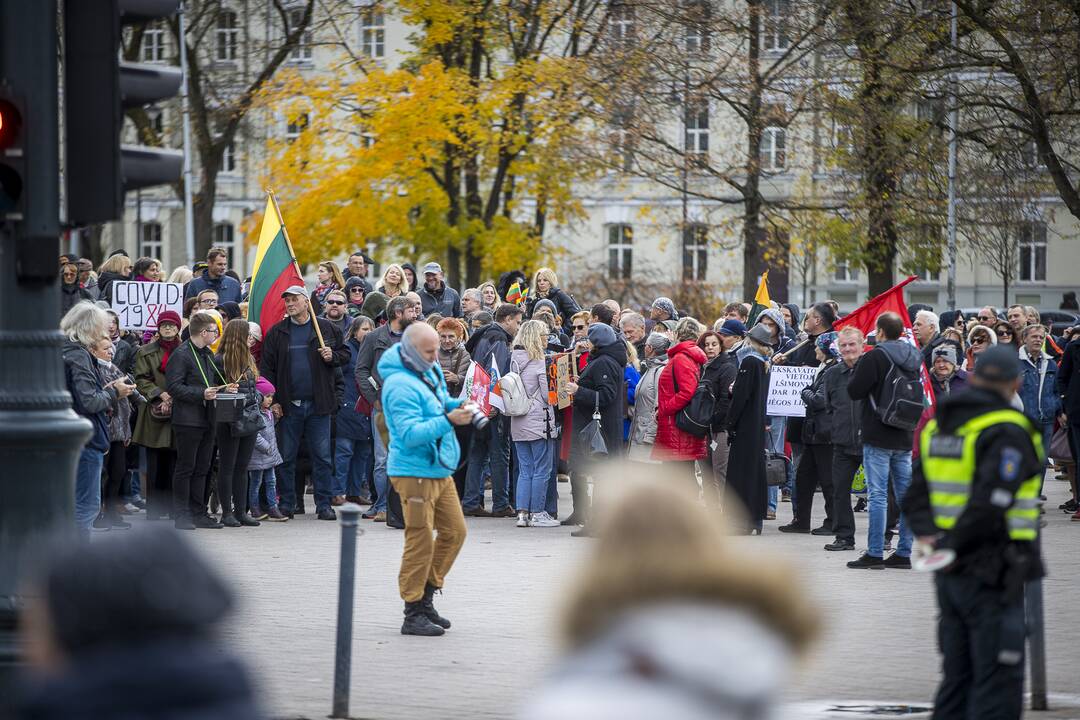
[401,340,436,375]
[158,336,181,374]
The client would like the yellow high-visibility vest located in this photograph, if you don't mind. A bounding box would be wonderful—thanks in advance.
[920,409,1043,541]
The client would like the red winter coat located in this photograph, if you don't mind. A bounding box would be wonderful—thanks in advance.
[651,341,708,461]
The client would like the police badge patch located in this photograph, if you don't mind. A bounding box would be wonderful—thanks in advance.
[999,447,1022,482]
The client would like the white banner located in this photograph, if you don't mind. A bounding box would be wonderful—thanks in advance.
[765,365,818,417]
[111,281,184,331]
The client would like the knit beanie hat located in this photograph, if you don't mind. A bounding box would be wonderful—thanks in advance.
[156,310,181,329]
[587,321,618,348]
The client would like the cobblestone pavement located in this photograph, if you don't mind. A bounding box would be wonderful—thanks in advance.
[183,470,1080,720]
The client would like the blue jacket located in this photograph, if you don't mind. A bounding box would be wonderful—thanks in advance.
[1019,347,1060,425]
[378,343,463,478]
[184,270,242,304]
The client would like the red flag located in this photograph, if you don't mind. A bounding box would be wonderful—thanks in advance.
[834,276,936,411]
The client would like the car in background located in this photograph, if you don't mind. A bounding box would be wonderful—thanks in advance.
[1039,309,1080,336]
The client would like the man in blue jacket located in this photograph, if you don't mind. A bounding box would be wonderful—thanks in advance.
[183,247,242,303]
[379,322,474,636]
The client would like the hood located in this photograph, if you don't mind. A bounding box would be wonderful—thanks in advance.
[401,262,419,291]
[876,339,922,372]
[62,339,90,363]
[465,321,510,355]
[557,603,793,716]
[782,303,801,329]
[968,325,997,346]
[360,291,388,320]
[939,309,961,331]
[934,386,1012,433]
[667,340,707,366]
[756,307,787,337]
[344,275,367,299]
[590,337,627,366]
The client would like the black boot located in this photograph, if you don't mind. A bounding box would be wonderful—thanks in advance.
[401,601,444,636]
[421,584,451,629]
[561,473,588,526]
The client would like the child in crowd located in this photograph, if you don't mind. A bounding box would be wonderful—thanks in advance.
[248,377,286,521]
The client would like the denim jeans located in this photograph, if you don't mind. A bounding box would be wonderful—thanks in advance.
[545,438,559,516]
[514,439,551,513]
[335,433,373,498]
[464,415,511,511]
[370,418,390,513]
[75,446,105,531]
[767,417,786,512]
[863,444,913,557]
[248,468,279,511]
[278,400,333,513]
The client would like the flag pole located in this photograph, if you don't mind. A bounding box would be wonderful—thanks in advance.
[267,189,326,349]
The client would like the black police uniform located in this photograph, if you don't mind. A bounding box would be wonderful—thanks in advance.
[903,385,1043,720]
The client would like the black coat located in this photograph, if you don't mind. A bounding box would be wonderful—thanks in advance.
[166,340,226,429]
[799,360,836,445]
[60,282,93,318]
[526,287,581,330]
[846,340,922,450]
[466,322,513,374]
[822,360,863,450]
[354,323,401,406]
[702,351,737,432]
[571,340,626,461]
[112,333,140,376]
[259,316,348,416]
[725,354,768,529]
[1057,338,1080,418]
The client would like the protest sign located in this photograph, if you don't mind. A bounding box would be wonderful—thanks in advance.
[111,281,184,331]
[459,362,492,415]
[765,365,818,417]
[545,352,573,409]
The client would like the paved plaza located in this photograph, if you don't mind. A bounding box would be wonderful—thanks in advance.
[184,472,1080,720]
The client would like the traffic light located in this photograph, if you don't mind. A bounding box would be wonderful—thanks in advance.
[64,0,183,226]
[0,90,24,216]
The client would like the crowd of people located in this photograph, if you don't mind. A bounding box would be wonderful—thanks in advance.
[59,249,1080,568]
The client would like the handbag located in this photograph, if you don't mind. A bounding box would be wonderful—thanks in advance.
[1050,424,1073,463]
[578,393,608,457]
[228,373,265,437]
[765,451,789,487]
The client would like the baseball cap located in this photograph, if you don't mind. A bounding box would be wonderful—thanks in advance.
[280,285,308,298]
[423,262,442,275]
[973,345,1021,382]
[718,319,747,337]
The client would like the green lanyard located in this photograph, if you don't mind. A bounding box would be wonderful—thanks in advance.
[190,345,227,388]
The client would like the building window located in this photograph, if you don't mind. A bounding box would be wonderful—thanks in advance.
[762,0,790,52]
[684,101,709,165]
[221,140,237,173]
[139,222,163,260]
[833,258,858,282]
[287,7,313,62]
[141,22,166,63]
[1018,221,1047,282]
[832,121,853,154]
[286,113,309,142]
[215,10,240,61]
[682,224,708,281]
[607,223,633,280]
[761,126,786,171]
[609,2,635,46]
[684,1,710,54]
[147,106,165,136]
[1021,139,1041,169]
[361,9,385,58]
[361,132,376,148]
[213,223,237,268]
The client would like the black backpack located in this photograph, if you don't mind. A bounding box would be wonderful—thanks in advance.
[869,349,925,431]
[671,362,715,438]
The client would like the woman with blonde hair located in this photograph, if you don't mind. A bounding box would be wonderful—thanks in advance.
[97,253,133,303]
[214,318,262,527]
[478,280,501,311]
[377,263,409,298]
[526,266,580,331]
[510,320,560,528]
[168,266,194,285]
[522,476,818,720]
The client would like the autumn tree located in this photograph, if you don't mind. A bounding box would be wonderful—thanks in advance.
[263,0,612,288]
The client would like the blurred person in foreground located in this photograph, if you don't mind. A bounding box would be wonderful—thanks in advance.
[520,474,818,720]
[16,528,261,720]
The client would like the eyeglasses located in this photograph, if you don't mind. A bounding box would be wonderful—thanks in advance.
[326,300,345,305]
[199,299,217,306]
[573,325,586,330]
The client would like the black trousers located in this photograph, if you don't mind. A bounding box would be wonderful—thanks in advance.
[793,443,834,529]
[101,440,127,516]
[173,427,215,520]
[831,447,861,544]
[933,573,1025,720]
[146,446,176,519]
[216,424,256,517]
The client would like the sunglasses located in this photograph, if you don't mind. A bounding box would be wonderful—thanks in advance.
[573,324,586,330]
[972,336,988,344]
[326,300,345,305]
[997,330,1012,336]
[978,316,994,321]
[349,288,364,294]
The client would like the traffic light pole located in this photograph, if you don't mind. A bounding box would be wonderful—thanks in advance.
[0,1,93,712]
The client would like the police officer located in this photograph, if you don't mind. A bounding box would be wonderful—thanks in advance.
[904,345,1044,720]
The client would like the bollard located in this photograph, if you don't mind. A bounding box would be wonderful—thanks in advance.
[331,503,363,719]
[1026,532,1048,711]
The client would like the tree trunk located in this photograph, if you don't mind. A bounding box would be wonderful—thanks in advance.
[463,152,484,288]
[192,168,217,263]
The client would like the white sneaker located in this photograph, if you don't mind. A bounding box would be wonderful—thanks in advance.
[516,511,529,528]
[530,511,561,528]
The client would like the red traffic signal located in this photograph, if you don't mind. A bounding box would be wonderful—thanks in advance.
[0,97,22,150]
[0,94,25,214]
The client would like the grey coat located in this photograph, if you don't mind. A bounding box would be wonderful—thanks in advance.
[628,356,666,461]
[248,408,283,470]
[96,359,132,444]
[509,349,556,442]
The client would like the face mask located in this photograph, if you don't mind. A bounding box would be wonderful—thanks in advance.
[96,356,111,367]
[400,340,435,375]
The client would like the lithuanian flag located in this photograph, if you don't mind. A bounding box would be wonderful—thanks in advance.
[746,269,771,327]
[247,194,305,334]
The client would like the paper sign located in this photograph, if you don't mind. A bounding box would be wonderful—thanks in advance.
[111,281,184,331]
[765,365,818,417]
[546,352,573,409]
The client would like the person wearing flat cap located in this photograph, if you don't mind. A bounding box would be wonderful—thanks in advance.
[903,344,1044,720]
[259,285,349,521]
